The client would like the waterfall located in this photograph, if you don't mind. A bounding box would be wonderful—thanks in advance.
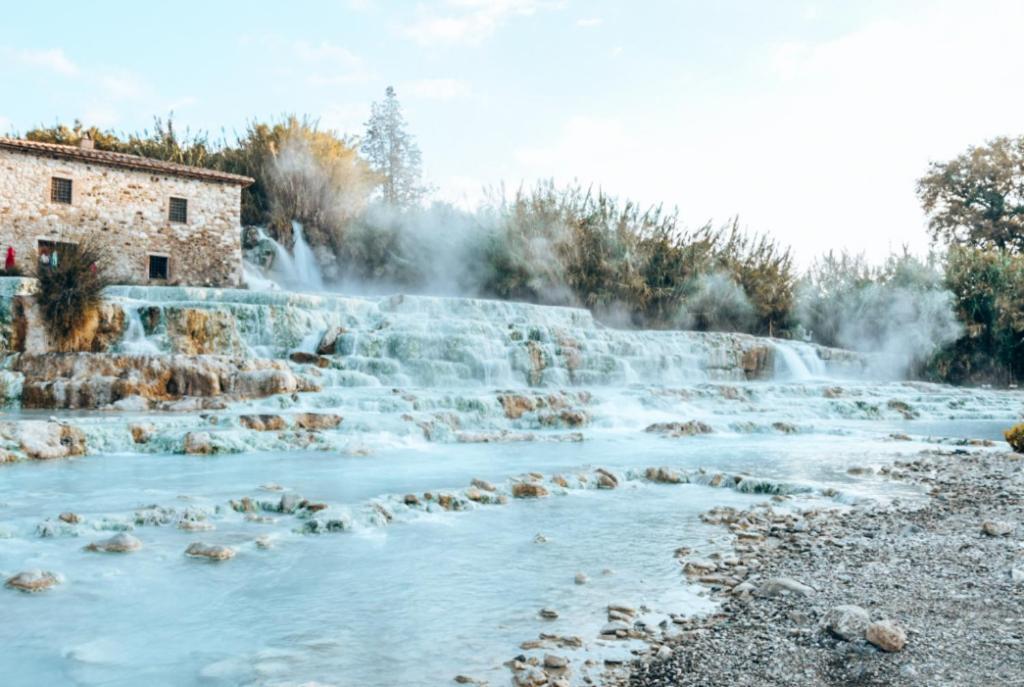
[246,223,325,292]
[772,340,827,381]
[120,308,160,355]
[290,221,324,292]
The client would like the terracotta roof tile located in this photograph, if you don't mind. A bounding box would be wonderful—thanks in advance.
[0,137,255,186]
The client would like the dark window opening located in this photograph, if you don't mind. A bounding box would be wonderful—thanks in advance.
[148,255,169,280]
[168,197,188,223]
[51,177,72,204]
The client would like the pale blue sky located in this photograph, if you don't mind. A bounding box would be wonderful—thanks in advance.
[2,0,1023,262]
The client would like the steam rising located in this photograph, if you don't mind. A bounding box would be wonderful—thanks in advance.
[796,252,962,376]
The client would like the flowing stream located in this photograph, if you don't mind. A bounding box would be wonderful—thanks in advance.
[0,281,1020,687]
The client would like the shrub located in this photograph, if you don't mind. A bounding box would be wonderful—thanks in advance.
[33,241,111,347]
[1006,424,1024,453]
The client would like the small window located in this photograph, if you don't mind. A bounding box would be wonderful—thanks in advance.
[168,197,188,223]
[148,255,169,280]
[51,177,72,204]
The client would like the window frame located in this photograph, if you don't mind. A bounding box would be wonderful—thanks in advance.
[50,177,73,204]
[168,196,188,224]
[148,254,170,281]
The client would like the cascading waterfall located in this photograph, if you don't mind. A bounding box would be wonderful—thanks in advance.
[772,340,828,380]
[118,306,161,355]
[247,222,325,292]
[3,278,1020,687]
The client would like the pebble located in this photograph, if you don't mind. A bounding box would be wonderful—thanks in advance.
[982,520,1015,537]
[865,619,907,652]
[755,576,814,598]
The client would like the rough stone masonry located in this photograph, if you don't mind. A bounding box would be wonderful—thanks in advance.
[0,137,253,287]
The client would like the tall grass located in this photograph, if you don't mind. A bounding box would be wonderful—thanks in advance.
[33,241,112,347]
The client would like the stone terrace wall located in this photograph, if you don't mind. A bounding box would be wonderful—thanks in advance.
[0,148,242,287]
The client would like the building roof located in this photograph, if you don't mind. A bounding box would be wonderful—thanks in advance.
[0,137,255,187]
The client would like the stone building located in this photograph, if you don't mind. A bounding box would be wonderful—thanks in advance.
[0,136,253,287]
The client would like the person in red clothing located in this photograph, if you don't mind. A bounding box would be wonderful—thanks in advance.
[4,246,14,272]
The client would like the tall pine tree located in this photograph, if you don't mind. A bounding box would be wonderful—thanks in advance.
[361,87,427,208]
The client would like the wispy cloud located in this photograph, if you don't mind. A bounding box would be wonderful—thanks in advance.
[294,40,375,85]
[7,47,80,76]
[408,77,472,100]
[403,0,562,46]
[575,17,602,28]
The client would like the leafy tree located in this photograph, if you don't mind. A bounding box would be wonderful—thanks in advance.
[917,136,1024,253]
[361,87,427,208]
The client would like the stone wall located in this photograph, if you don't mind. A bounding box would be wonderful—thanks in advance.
[0,148,243,286]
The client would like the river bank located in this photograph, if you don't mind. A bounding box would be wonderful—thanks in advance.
[626,446,1024,687]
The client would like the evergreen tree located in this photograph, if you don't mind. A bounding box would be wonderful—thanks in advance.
[361,87,427,208]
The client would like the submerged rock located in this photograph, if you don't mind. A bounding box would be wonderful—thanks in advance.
[645,467,683,484]
[5,570,60,593]
[183,432,215,455]
[471,478,496,492]
[238,414,287,431]
[129,422,155,444]
[292,413,343,431]
[645,420,713,437]
[85,533,142,553]
[513,482,549,498]
[595,468,619,489]
[185,542,236,561]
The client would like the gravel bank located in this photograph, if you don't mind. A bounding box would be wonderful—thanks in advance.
[627,448,1024,687]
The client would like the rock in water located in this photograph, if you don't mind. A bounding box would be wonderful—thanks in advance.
[316,326,347,355]
[185,543,236,561]
[6,570,60,592]
[543,654,568,669]
[539,608,559,619]
[292,413,343,430]
[866,620,907,652]
[982,520,1015,537]
[512,482,549,498]
[823,604,870,641]
[129,423,155,444]
[238,414,287,431]
[85,533,142,553]
[183,432,215,455]
[574,572,588,585]
[595,468,619,489]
